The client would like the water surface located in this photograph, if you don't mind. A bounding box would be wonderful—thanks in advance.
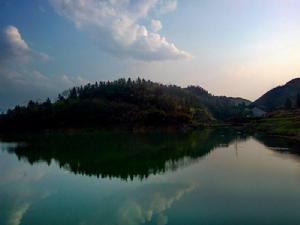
[1,130,300,225]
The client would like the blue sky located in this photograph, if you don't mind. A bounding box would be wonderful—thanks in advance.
[0,0,300,109]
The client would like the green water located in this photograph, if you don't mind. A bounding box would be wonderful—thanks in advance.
[1,129,300,225]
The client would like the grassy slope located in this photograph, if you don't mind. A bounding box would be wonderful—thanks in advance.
[252,109,300,138]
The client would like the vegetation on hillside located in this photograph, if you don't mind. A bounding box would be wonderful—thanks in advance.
[252,78,300,111]
[0,78,251,131]
[0,78,204,131]
[251,109,300,139]
[186,86,251,120]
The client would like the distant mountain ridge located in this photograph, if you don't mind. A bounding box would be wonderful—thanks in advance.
[186,86,251,120]
[227,97,251,106]
[252,78,300,111]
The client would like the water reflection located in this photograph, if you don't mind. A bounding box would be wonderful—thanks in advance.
[1,130,300,225]
[1,129,247,180]
[254,134,300,156]
[0,143,53,225]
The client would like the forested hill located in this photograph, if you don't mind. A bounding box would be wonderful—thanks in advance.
[186,86,251,119]
[252,78,300,111]
[0,78,250,131]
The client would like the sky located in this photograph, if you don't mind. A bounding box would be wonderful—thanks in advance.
[0,0,300,109]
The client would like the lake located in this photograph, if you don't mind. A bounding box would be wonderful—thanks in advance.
[1,129,300,225]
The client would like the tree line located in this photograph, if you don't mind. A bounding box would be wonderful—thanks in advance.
[0,78,249,131]
[0,78,209,131]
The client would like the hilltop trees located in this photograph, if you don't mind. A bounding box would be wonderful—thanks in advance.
[0,78,251,131]
[0,78,213,131]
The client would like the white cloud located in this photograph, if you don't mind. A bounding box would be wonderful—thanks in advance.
[151,19,162,32]
[0,25,49,65]
[0,26,29,65]
[50,0,191,61]
[157,0,177,14]
[61,74,89,87]
[5,26,29,51]
[0,25,85,109]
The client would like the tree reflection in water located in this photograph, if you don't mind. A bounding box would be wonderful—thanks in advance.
[1,129,248,180]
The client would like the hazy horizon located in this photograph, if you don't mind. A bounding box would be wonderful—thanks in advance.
[1,0,300,109]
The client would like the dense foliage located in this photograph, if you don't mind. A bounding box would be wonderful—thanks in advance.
[186,86,251,120]
[0,78,250,131]
[0,78,205,131]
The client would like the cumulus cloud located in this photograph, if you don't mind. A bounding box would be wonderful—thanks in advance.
[0,26,29,65]
[151,19,162,32]
[0,25,86,110]
[5,26,29,51]
[49,0,191,61]
[0,25,49,65]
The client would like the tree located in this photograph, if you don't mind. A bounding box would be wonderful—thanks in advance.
[285,97,292,109]
[58,94,65,101]
[45,98,51,105]
[297,92,300,108]
[43,98,52,109]
[27,100,36,108]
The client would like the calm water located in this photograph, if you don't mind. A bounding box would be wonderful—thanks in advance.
[1,129,300,225]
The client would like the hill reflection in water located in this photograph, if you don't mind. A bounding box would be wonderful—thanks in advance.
[1,129,249,180]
